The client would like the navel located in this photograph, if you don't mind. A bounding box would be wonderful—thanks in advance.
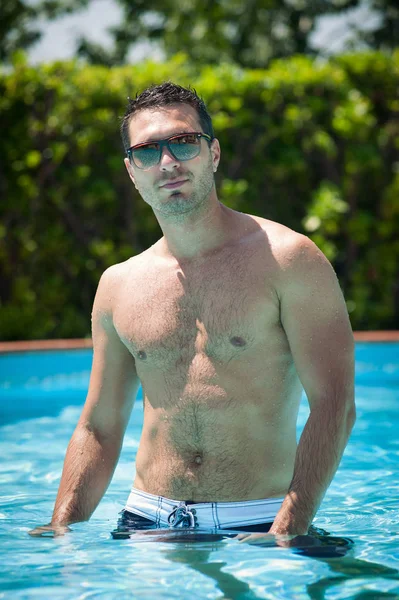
[137,350,147,360]
[194,454,203,465]
[230,336,246,347]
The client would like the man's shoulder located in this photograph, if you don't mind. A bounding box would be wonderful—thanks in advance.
[94,252,148,308]
[246,214,322,265]
[243,214,336,299]
[100,250,149,283]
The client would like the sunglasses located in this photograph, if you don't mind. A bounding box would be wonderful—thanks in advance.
[126,132,213,170]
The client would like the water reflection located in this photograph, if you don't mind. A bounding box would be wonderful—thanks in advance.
[127,529,399,600]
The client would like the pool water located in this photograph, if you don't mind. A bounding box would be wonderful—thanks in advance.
[0,343,398,599]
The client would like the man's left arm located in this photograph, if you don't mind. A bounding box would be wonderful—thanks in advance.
[269,235,356,536]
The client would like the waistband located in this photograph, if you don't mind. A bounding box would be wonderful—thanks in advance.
[125,487,284,529]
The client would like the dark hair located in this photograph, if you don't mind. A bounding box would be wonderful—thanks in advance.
[120,82,214,151]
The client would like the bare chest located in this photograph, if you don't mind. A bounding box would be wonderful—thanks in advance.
[114,248,281,371]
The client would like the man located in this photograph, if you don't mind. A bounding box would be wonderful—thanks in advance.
[30,82,355,542]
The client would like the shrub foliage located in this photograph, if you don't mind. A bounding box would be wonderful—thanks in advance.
[1,51,398,339]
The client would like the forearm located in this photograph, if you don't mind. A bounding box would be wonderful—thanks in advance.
[51,424,123,526]
[270,400,356,535]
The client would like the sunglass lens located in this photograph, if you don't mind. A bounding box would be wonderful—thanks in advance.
[132,144,160,169]
[169,134,201,161]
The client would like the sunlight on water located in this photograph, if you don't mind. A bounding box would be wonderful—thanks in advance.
[0,343,398,598]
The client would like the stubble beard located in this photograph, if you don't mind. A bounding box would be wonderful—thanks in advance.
[138,157,215,220]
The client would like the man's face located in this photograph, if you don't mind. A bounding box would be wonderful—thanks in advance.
[124,104,220,217]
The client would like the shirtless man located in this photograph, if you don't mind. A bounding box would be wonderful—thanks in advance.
[30,82,355,540]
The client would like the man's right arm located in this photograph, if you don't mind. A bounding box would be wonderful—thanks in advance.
[29,266,140,536]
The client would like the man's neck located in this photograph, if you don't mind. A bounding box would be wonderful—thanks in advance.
[153,199,237,262]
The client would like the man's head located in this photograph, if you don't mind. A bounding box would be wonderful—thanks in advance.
[121,82,220,218]
[121,82,214,151]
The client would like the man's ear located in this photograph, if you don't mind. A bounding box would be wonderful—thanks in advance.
[124,157,137,189]
[211,138,221,173]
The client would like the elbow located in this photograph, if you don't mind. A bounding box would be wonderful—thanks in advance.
[345,401,356,434]
[77,420,123,446]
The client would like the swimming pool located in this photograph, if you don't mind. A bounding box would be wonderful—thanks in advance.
[0,343,398,598]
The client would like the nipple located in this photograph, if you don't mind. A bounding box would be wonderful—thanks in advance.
[230,336,246,347]
[138,350,147,360]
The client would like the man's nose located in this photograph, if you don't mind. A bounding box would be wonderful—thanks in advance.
[159,147,180,172]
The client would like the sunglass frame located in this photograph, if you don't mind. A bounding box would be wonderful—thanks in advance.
[126,132,213,169]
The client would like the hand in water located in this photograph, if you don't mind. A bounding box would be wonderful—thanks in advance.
[236,530,329,550]
[235,532,296,547]
[236,528,355,558]
[28,524,72,537]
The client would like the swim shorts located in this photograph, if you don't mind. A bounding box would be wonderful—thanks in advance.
[111,487,355,557]
[118,487,284,530]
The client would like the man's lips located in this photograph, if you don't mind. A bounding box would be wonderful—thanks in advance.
[160,179,189,189]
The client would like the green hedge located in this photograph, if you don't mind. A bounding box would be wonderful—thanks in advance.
[1,51,398,340]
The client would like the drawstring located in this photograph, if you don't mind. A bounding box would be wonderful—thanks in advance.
[168,502,198,528]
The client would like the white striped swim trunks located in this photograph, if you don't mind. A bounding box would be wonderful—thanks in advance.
[125,487,284,529]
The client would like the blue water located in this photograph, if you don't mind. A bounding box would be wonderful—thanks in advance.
[0,343,398,599]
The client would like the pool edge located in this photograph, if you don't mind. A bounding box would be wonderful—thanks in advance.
[1,331,399,353]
